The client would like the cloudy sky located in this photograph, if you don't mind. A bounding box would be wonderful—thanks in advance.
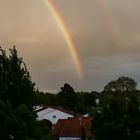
[1,0,140,92]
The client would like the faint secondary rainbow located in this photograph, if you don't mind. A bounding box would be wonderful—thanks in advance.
[95,0,122,48]
[43,0,83,79]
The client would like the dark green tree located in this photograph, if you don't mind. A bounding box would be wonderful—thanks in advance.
[0,46,35,109]
[57,83,77,110]
[34,91,58,106]
[92,95,140,140]
[104,76,137,93]
[76,91,97,114]
[0,47,52,140]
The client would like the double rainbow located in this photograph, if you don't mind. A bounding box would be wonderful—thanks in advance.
[43,0,83,79]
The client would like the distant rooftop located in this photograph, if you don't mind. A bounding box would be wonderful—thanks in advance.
[51,117,93,138]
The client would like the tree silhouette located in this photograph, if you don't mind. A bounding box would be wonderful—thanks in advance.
[0,47,51,140]
[104,76,137,93]
[0,46,35,109]
[57,83,77,110]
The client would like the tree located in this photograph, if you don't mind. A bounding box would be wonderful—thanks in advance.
[0,46,35,109]
[0,47,52,140]
[104,76,137,93]
[57,83,77,110]
[92,95,140,140]
[75,91,97,114]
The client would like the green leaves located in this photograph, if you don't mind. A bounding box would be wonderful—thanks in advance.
[104,76,137,93]
[92,96,140,140]
[0,47,35,109]
[0,47,52,140]
[58,83,77,110]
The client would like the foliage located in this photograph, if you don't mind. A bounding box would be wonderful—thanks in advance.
[92,94,140,140]
[0,100,52,140]
[76,91,97,114]
[0,46,35,109]
[0,47,52,140]
[57,83,77,110]
[104,76,137,93]
[91,77,140,140]
[34,87,98,115]
[34,91,58,106]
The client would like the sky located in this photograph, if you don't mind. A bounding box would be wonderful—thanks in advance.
[0,0,140,92]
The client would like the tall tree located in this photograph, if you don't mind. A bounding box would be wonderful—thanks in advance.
[0,47,35,109]
[57,83,77,110]
[0,47,52,140]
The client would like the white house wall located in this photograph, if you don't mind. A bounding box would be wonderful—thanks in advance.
[37,108,55,120]
[37,108,74,125]
[42,110,73,125]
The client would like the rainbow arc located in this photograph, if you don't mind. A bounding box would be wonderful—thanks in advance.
[43,0,83,79]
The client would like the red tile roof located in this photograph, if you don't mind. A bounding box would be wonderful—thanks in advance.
[51,117,93,137]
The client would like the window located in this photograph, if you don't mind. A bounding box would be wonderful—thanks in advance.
[52,115,56,119]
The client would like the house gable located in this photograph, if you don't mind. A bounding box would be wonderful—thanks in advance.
[42,109,73,125]
[36,106,74,125]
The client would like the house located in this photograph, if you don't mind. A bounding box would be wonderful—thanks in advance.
[51,117,94,140]
[36,106,74,125]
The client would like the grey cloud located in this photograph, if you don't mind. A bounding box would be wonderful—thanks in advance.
[1,0,140,91]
